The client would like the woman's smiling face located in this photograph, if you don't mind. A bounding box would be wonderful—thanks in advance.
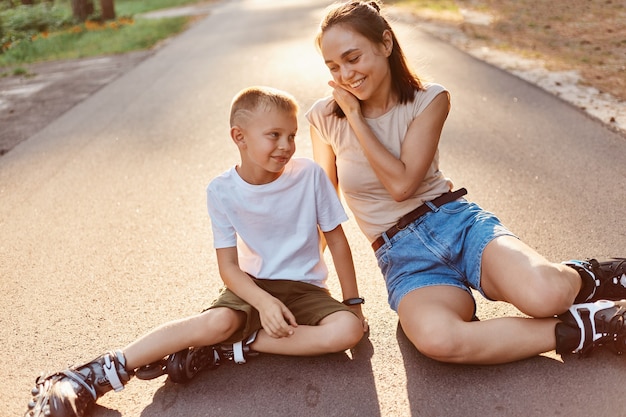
[320,25,392,102]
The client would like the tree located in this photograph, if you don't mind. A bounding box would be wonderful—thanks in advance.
[71,0,116,22]
[100,0,115,21]
[71,0,94,21]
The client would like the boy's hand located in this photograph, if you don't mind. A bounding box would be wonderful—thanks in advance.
[258,297,298,338]
[350,305,369,333]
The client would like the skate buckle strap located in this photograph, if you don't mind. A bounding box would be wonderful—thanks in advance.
[231,331,258,364]
[232,341,246,364]
[568,300,614,353]
[61,370,98,400]
[103,353,125,392]
[213,348,221,366]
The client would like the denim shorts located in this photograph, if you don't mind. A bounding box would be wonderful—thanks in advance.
[374,198,517,312]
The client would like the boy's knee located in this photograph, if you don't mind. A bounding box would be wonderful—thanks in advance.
[322,312,363,352]
[196,308,243,341]
[343,316,365,347]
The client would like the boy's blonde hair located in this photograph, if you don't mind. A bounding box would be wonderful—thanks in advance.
[230,86,299,128]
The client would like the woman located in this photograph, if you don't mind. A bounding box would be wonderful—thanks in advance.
[306,0,626,364]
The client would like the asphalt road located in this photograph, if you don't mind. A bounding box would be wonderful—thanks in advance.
[2,0,626,416]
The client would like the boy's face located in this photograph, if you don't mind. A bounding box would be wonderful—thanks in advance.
[231,107,297,185]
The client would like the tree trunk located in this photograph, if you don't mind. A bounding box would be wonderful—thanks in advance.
[71,0,94,22]
[100,0,115,21]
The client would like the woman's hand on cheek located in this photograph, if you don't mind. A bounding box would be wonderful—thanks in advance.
[328,81,361,117]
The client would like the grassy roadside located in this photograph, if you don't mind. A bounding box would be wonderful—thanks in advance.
[390,0,626,102]
[2,0,624,103]
[0,0,209,72]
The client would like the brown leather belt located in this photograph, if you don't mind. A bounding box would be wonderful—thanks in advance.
[371,188,468,251]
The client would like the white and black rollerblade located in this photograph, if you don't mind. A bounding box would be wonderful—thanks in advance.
[25,350,132,417]
[135,331,259,383]
[26,333,258,416]
[556,299,626,356]
[564,258,626,302]
[134,345,221,383]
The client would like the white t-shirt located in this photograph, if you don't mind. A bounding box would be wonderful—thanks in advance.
[306,83,453,242]
[207,157,348,288]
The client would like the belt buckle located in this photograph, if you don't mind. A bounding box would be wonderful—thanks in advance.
[396,222,408,231]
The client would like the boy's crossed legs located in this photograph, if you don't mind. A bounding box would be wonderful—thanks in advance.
[201,279,364,356]
[27,279,363,417]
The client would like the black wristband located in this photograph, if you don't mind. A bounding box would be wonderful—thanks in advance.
[342,297,365,306]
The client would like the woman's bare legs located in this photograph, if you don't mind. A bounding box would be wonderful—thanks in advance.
[398,286,558,364]
[481,236,581,317]
[397,235,582,365]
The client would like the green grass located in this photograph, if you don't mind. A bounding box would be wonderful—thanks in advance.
[0,0,207,68]
[387,0,459,13]
[0,16,188,66]
[115,0,210,16]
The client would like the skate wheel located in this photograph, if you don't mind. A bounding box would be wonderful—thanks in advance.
[165,346,218,384]
[135,360,167,380]
[166,349,195,384]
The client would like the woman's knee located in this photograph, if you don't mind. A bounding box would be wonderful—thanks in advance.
[397,287,476,362]
[520,263,579,317]
[401,318,462,362]
[482,237,579,316]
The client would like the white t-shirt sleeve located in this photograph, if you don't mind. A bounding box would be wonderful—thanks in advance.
[207,175,237,249]
[313,162,348,232]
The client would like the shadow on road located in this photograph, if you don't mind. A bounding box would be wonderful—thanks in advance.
[396,323,622,417]
[91,334,379,416]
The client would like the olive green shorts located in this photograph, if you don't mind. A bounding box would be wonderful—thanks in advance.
[206,279,353,344]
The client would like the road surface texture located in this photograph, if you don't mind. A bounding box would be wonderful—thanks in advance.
[2,1,625,416]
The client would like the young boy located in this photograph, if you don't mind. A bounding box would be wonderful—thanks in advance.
[26,86,367,417]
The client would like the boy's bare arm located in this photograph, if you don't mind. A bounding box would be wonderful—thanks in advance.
[323,225,368,331]
[216,247,297,338]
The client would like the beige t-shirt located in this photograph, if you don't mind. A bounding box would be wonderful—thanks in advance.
[306,83,453,242]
